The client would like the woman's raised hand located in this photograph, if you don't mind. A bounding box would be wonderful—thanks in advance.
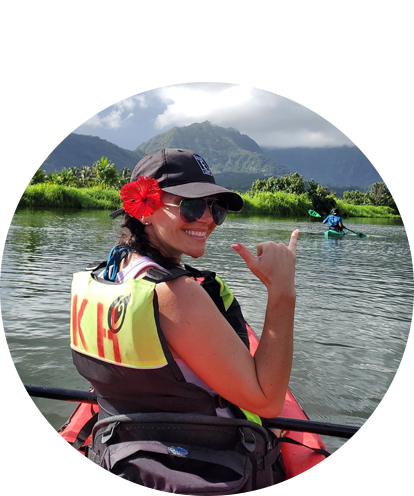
[231,230,299,297]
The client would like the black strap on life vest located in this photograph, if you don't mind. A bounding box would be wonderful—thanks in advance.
[142,263,250,349]
[84,258,249,385]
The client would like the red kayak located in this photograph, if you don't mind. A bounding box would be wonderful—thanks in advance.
[20,333,349,496]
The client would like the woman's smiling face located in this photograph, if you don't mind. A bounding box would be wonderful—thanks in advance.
[144,192,217,262]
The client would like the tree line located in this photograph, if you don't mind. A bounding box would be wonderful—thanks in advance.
[250,173,336,214]
[30,157,131,189]
[342,182,397,211]
[30,161,397,216]
[250,173,397,214]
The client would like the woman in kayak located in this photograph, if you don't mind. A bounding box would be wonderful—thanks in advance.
[71,148,298,428]
[323,207,344,232]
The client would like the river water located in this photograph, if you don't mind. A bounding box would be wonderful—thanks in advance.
[1,208,412,453]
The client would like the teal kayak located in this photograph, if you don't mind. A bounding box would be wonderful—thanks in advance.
[324,228,348,239]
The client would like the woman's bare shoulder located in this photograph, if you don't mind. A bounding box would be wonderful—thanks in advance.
[155,275,212,310]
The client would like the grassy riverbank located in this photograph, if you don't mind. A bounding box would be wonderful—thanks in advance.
[19,184,122,210]
[334,200,399,218]
[239,191,312,217]
[238,191,399,218]
[19,184,400,218]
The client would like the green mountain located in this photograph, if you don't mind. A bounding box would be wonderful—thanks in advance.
[262,146,382,189]
[136,121,290,178]
[39,121,381,193]
[40,123,290,191]
[41,133,144,173]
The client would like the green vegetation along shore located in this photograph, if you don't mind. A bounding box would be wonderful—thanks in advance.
[239,191,398,218]
[19,183,121,210]
[20,164,399,219]
[19,183,399,218]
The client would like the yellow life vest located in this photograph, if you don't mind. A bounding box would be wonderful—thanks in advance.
[71,266,261,425]
[70,271,168,369]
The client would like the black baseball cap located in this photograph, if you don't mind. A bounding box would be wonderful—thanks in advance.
[110,149,243,218]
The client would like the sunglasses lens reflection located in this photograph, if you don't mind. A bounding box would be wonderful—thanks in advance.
[180,199,206,223]
[179,199,228,225]
[211,202,227,225]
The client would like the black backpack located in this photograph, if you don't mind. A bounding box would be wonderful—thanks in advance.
[1,413,361,496]
[86,412,286,494]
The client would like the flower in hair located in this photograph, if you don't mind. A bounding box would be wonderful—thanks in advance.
[120,176,163,219]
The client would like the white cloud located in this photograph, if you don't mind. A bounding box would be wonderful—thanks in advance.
[152,83,354,148]
[154,84,254,129]
[256,84,414,147]
[102,110,134,129]
[108,93,148,111]
[23,86,101,126]
[135,94,148,108]
[0,82,414,148]
[81,95,148,129]
[120,98,136,111]
[102,108,127,129]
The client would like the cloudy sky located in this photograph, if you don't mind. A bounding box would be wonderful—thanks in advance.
[0,0,414,149]
[0,82,414,149]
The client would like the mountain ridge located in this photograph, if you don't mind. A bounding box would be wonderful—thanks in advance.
[136,121,289,177]
[41,133,144,174]
[41,121,381,191]
[262,146,382,189]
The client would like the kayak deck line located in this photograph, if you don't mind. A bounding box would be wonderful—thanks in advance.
[25,384,97,403]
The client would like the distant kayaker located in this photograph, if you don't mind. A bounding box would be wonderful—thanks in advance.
[323,208,344,231]
[70,149,298,490]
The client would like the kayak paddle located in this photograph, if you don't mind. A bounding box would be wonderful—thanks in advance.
[25,383,97,403]
[308,209,322,218]
[266,416,359,439]
[24,384,360,439]
[342,226,368,238]
[308,210,368,237]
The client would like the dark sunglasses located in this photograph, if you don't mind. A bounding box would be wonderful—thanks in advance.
[164,198,228,225]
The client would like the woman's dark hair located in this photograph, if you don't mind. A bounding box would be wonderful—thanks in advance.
[118,214,179,269]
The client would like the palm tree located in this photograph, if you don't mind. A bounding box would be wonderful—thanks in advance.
[92,157,118,189]
[43,168,75,186]
[118,167,131,188]
[79,166,96,187]
[14,136,50,184]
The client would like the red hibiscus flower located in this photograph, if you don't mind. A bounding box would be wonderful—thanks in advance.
[120,176,163,219]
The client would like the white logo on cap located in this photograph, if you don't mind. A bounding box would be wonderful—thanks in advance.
[194,154,213,176]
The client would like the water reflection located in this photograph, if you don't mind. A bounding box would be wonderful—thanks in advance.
[1,209,413,453]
